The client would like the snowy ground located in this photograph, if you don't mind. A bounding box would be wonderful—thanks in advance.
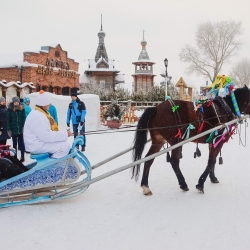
[1,124,250,250]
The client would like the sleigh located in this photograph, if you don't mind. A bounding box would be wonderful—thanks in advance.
[0,136,91,208]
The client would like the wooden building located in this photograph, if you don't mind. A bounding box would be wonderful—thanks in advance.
[175,77,196,101]
[132,33,156,92]
[81,22,124,90]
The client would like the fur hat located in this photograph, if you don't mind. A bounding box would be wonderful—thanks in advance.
[71,93,78,97]
[0,97,5,102]
[12,96,20,103]
[36,90,51,106]
[23,96,30,103]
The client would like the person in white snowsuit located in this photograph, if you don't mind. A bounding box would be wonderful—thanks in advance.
[24,90,72,158]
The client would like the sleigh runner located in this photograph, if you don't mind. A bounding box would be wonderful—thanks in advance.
[0,136,91,208]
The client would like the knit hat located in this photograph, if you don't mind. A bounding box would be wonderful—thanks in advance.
[0,97,5,102]
[36,90,51,106]
[23,96,30,103]
[12,96,20,103]
[71,93,77,97]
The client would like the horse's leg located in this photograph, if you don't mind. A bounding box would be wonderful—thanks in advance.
[170,147,189,191]
[196,143,223,193]
[141,143,164,196]
[208,143,219,183]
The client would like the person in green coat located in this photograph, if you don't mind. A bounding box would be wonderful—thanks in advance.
[6,97,26,162]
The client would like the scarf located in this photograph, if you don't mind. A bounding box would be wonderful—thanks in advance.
[35,106,59,131]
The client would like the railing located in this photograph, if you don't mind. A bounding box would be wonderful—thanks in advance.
[135,70,153,74]
[100,100,162,110]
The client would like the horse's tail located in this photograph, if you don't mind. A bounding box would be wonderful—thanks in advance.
[132,107,157,181]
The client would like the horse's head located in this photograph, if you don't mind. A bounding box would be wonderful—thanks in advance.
[225,85,250,114]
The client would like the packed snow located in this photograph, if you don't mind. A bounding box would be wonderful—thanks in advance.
[1,103,250,249]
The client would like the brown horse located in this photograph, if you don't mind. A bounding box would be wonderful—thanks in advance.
[132,86,250,195]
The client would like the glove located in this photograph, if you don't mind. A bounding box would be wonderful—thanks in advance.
[80,122,84,126]
[67,123,70,127]
[7,130,12,137]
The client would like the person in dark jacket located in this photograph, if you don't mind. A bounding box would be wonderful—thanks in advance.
[0,97,10,145]
[0,145,28,181]
[66,93,86,151]
[6,96,26,162]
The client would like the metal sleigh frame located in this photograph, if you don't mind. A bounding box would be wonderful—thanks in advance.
[0,115,248,208]
[0,136,91,208]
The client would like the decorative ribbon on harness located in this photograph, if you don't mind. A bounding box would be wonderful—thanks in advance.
[182,124,195,140]
[207,99,213,107]
[174,128,182,139]
[205,130,218,143]
[225,127,236,143]
[213,124,234,148]
[198,121,205,134]
[172,105,179,112]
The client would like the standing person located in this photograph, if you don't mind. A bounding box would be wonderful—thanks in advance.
[66,93,86,151]
[0,97,10,145]
[24,90,72,158]
[48,104,58,125]
[22,96,32,118]
[21,96,32,153]
[6,97,26,162]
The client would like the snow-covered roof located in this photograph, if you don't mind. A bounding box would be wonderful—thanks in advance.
[132,72,156,76]
[40,43,60,51]
[132,59,155,64]
[0,58,41,68]
[0,81,35,88]
[85,57,119,72]
[23,49,48,54]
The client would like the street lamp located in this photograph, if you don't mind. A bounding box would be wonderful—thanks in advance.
[164,58,170,100]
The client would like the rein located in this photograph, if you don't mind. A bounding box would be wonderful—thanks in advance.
[84,114,241,136]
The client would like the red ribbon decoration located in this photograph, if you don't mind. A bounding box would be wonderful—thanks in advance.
[198,121,204,134]
[207,99,213,107]
[228,85,234,95]
[174,128,182,138]
[225,128,236,143]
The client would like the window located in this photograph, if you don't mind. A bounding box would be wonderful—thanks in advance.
[55,51,60,57]
[100,80,105,89]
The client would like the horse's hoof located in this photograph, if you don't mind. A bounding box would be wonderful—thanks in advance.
[144,191,153,196]
[210,178,219,183]
[180,186,189,191]
[142,186,153,196]
[196,185,204,193]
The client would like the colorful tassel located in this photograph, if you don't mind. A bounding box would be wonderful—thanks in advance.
[182,124,195,140]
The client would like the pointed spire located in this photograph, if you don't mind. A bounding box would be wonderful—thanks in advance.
[95,15,108,62]
[101,14,103,31]
[138,30,149,60]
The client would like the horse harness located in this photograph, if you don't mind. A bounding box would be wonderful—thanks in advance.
[166,97,235,144]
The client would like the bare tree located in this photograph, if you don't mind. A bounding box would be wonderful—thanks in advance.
[179,20,243,82]
[230,58,250,87]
